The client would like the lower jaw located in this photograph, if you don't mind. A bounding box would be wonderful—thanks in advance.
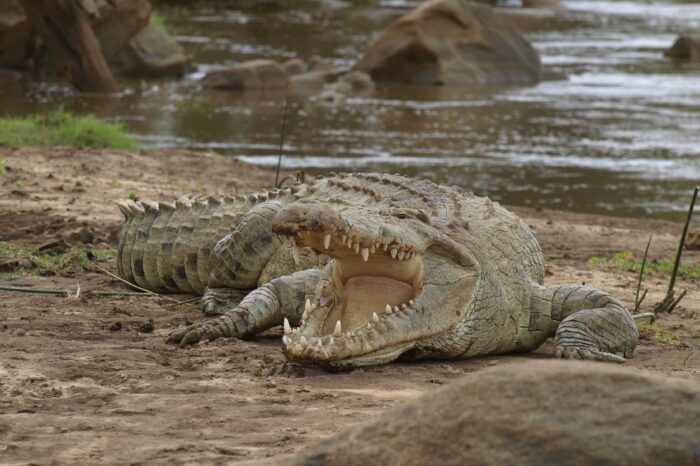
[286,341,416,371]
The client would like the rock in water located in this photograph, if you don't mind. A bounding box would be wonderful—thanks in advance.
[202,59,289,90]
[665,34,700,61]
[294,360,700,466]
[113,24,192,78]
[354,0,541,86]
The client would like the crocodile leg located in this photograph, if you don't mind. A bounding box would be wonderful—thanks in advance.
[534,285,638,363]
[200,287,251,317]
[166,269,322,347]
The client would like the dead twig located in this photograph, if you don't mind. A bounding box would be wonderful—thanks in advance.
[89,263,180,303]
[634,232,653,312]
[654,186,697,314]
[0,285,149,297]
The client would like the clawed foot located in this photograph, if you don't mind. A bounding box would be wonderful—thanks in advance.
[166,323,217,348]
[553,345,626,363]
[201,287,248,317]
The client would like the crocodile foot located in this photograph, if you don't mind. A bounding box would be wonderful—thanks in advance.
[553,345,625,363]
[166,322,220,347]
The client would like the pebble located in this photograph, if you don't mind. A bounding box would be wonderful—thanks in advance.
[15,328,26,336]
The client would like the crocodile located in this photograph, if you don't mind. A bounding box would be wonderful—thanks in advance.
[116,173,645,370]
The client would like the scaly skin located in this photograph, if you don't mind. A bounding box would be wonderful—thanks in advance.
[116,173,643,370]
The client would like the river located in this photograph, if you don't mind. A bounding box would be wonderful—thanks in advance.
[1,0,699,221]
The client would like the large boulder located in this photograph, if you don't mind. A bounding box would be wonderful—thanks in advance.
[665,34,700,61]
[295,360,700,466]
[201,59,289,90]
[0,0,32,68]
[354,0,541,85]
[111,24,192,78]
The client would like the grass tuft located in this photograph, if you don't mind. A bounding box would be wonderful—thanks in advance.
[0,108,138,150]
[637,321,683,346]
[0,241,116,280]
[589,250,700,280]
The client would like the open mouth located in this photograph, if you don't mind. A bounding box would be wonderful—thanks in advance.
[276,226,426,368]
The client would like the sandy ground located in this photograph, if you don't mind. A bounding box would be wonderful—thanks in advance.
[1,147,698,465]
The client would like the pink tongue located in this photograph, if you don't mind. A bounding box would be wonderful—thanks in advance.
[324,276,413,333]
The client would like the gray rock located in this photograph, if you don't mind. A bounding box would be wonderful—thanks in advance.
[354,0,541,86]
[202,59,288,90]
[295,360,700,466]
[665,34,700,61]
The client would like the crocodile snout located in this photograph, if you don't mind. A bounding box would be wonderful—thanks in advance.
[272,201,346,236]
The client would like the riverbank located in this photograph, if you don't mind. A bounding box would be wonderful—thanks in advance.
[1,147,698,465]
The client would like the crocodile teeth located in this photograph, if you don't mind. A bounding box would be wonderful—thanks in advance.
[324,234,331,249]
[292,244,301,265]
[333,320,342,337]
[353,242,360,253]
[305,299,312,312]
[385,304,392,314]
[283,318,292,335]
[329,336,334,345]
[367,323,372,329]
[398,250,405,260]
[302,310,308,321]
[341,234,347,244]
[383,243,388,251]
[361,248,369,262]
[316,340,323,348]
[409,300,414,305]
[283,335,291,345]
[372,312,379,323]
[346,238,353,248]
[401,303,407,310]
[300,336,308,346]
[394,306,400,313]
[390,248,398,259]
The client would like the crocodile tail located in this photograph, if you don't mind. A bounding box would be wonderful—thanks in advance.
[115,188,299,295]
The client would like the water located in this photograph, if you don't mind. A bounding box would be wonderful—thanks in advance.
[1,0,699,222]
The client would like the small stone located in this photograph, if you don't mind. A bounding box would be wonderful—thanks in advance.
[138,319,154,333]
[15,328,26,336]
[109,321,123,332]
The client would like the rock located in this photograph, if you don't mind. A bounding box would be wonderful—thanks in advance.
[109,321,123,332]
[202,59,289,90]
[354,0,541,86]
[87,0,151,57]
[522,0,558,7]
[337,70,374,92]
[137,319,154,333]
[15,328,26,337]
[665,34,700,61]
[37,239,70,255]
[308,56,335,73]
[686,228,700,250]
[68,227,95,244]
[295,360,700,466]
[282,58,307,75]
[290,69,337,93]
[112,24,193,78]
[0,0,32,68]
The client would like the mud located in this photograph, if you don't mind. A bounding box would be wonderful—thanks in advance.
[1,147,698,465]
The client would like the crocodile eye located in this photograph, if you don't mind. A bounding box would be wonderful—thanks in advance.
[384,208,430,224]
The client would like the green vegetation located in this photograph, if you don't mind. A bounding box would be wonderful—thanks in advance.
[150,11,168,32]
[0,158,5,174]
[589,250,700,280]
[0,108,138,150]
[636,321,683,346]
[0,241,116,281]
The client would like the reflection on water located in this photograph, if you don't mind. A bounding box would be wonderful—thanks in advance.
[1,0,699,221]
